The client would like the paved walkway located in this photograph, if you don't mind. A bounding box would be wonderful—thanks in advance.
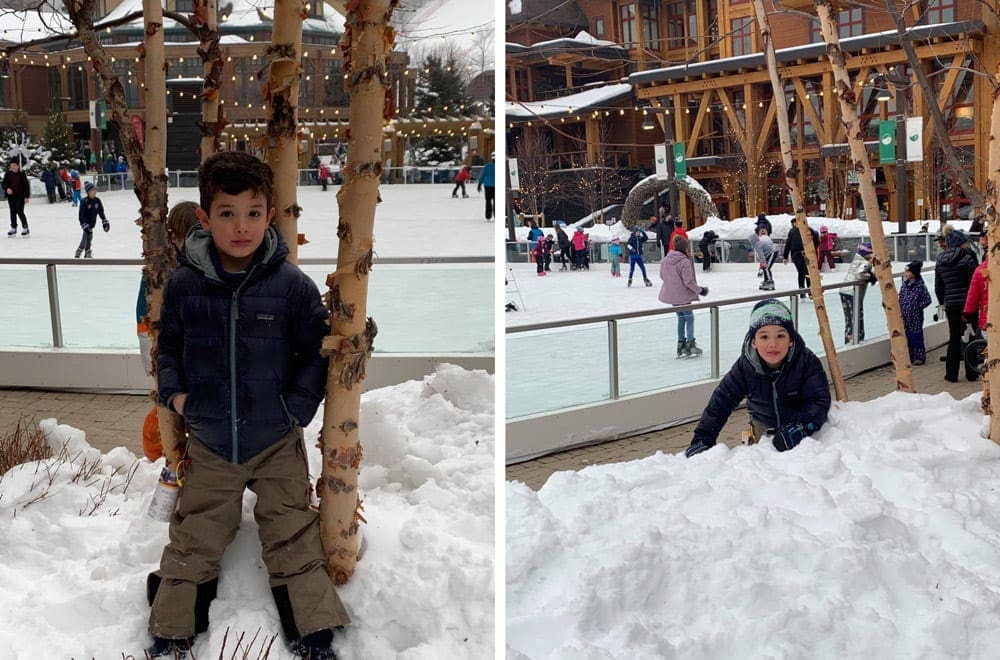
[0,388,149,458]
[506,344,984,490]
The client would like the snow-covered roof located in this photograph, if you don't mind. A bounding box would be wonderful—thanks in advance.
[0,0,345,44]
[528,30,622,50]
[506,83,633,120]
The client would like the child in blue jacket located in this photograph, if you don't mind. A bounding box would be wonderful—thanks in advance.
[608,237,622,277]
[75,182,108,258]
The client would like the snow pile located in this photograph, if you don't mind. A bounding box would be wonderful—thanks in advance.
[0,364,494,659]
[507,390,1000,658]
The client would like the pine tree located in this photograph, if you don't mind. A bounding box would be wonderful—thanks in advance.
[411,50,473,166]
[41,108,77,168]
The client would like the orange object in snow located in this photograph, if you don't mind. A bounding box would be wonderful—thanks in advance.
[142,406,164,462]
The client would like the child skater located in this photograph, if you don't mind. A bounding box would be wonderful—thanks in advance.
[608,237,622,278]
[532,235,550,276]
[684,298,832,457]
[75,182,108,258]
[658,236,708,358]
[749,226,776,291]
[147,151,349,659]
[898,260,932,365]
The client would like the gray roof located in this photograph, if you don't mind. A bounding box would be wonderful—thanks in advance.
[630,20,985,85]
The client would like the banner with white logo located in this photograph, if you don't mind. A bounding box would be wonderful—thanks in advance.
[654,144,668,180]
[905,117,923,162]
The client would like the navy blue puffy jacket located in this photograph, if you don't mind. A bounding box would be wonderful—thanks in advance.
[691,329,831,447]
[157,227,329,463]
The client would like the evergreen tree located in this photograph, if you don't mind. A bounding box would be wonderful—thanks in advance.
[411,50,473,166]
[42,107,78,168]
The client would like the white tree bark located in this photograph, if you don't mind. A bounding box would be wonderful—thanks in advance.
[814,0,914,394]
[753,0,848,401]
[318,0,394,585]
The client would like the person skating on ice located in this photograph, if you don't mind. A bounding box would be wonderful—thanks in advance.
[3,158,30,236]
[75,182,109,258]
[658,236,708,357]
[626,226,652,287]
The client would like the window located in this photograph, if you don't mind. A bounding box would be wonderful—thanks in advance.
[68,66,87,111]
[234,58,263,107]
[665,0,697,49]
[927,0,955,23]
[641,2,659,50]
[593,17,605,37]
[811,8,864,40]
[47,68,61,108]
[731,17,753,56]
[620,3,636,48]
[112,60,139,108]
[324,61,350,107]
[174,0,193,11]
[299,58,314,106]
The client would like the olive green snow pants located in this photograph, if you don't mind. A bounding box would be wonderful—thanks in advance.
[148,428,350,639]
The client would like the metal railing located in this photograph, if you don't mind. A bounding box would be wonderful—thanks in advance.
[506,232,965,267]
[0,256,492,350]
[65,168,491,193]
[506,266,937,419]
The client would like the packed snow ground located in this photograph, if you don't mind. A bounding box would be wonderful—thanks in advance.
[507,389,1000,659]
[0,182,494,352]
[0,364,494,659]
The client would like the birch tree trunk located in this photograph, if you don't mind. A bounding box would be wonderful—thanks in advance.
[142,0,185,468]
[62,0,180,468]
[192,0,225,163]
[264,0,304,262]
[752,0,848,402]
[815,0,914,393]
[984,63,1000,443]
[318,0,394,585]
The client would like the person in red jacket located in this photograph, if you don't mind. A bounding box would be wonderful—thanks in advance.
[964,256,988,335]
[668,219,688,251]
[451,165,471,198]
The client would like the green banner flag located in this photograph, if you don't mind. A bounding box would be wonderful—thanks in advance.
[672,142,687,178]
[879,120,895,165]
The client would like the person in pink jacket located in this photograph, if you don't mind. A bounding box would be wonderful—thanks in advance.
[658,236,709,358]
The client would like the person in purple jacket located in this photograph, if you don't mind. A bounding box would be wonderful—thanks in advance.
[658,236,708,358]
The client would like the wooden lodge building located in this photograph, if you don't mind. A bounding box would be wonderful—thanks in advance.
[0,0,494,173]
[506,0,993,227]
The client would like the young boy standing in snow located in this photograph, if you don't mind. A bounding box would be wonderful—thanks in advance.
[147,151,349,659]
[75,182,109,258]
[686,299,830,457]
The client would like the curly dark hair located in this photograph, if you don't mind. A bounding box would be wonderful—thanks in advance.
[198,151,274,213]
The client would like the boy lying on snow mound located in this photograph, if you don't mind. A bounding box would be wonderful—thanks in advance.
[146,151,349,659]
[685,299,832,457]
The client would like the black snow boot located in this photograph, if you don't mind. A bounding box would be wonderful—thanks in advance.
[644,278,652,287]
[146,636,193,658]
[289,628,338,659]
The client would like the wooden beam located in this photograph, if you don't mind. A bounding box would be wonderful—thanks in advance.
[637,40,972,99]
